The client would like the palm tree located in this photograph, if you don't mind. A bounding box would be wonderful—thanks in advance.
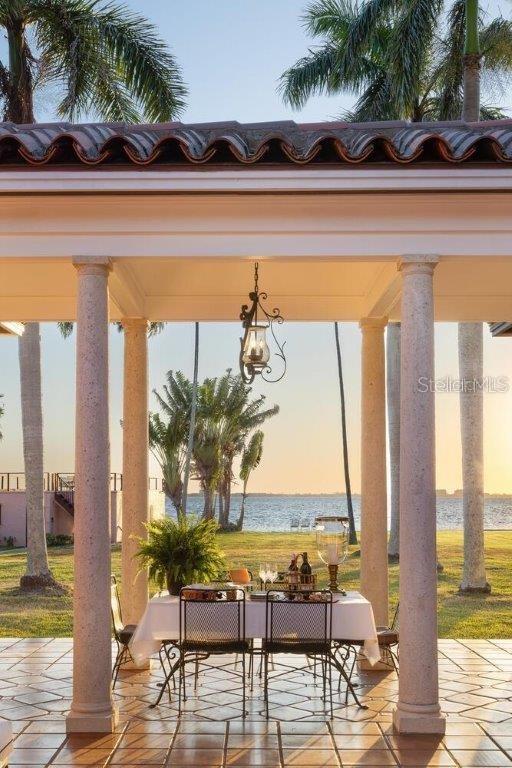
[216,373,279,530]
[280,0,512,122]
[152,371,194,511]
[151,370,278,525]
[2,0,186,591]
[334,323,357,545]
[149,409,188,512]
[235,431,264,531]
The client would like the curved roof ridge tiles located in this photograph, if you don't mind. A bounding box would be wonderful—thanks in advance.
[0,119,511,166]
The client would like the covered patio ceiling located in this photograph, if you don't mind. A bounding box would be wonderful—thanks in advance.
[0,119,512,325]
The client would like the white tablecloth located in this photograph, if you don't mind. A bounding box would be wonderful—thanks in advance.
[130,590,380,666]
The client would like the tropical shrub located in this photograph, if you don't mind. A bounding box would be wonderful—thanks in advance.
[135,516,226,595]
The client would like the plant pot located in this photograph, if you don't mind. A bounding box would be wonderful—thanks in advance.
[166,574,184,596]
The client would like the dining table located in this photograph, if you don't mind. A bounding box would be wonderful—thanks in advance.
[129,589,380,667]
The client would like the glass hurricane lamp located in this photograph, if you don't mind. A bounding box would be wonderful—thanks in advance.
[315,516,349,593]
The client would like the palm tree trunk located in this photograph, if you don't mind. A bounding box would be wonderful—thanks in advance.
[18,324,56,590]
[462,0,480,122]
[334,323,357,545]
[5,21,35,123]
[182,322,199,516]
[235,483,248,531]
[202,485,215,520]
[218,464,233,530]
[386,323,401,560]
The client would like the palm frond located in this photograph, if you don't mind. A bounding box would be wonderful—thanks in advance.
[302,0,357,39]
[30,0,187,121]
[57,321,74,338]
[279,44,346,109]
[342,70,396,120]
[340,0,399,73]
[240,430,264,484]
[481,17,512,70]
[479,103,508,120]
[388,0,443,114]
[433,0,465,120]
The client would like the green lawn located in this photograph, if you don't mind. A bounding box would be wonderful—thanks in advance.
[0,530,511,638]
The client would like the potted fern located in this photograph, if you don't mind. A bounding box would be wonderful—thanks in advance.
[135,516,226,595]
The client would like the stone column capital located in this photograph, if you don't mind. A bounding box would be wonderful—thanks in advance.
[120,318,149,331]
[359,317,387,331]
[398,255,439,276]
[73,256,112,276]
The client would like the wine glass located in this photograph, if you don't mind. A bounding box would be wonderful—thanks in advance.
[268,563,278,585]
[259,563,268,588]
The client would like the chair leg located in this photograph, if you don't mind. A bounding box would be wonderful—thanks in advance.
[264,653,269,719]
[328,653,334,720]
[178,656,182,716]
[112,645,129,689]
[242,652,246,719]
[112,650,122,688]
[331,649,367,709]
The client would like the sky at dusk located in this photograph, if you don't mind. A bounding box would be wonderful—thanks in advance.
[1,0,512,495]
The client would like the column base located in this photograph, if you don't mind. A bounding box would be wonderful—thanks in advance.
[393,703,445,735]
[66,704,119,734]
[458,582,491,595]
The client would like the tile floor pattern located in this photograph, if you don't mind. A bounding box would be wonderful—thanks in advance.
[0,638,511,766]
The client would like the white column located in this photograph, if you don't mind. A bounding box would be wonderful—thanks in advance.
[67,257,118,734]
[387,323,401,560]
[393,255,445,735]
[360,318,388,627]
[458,323,490,593]
[121,319,149,626]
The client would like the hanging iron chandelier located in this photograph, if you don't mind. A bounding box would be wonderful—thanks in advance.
[239,262,286,384]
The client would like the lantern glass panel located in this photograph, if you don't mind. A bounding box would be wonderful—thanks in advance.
[315,516,349,566]
[242,324,270,367]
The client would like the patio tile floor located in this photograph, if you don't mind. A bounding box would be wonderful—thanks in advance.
[0,638,511,767]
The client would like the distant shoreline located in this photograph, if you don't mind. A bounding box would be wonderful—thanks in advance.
[182,491,512,499]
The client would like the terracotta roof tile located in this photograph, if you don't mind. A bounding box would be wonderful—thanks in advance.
[0,119,512,167]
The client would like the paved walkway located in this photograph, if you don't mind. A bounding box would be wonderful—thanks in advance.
[0,638,511,766]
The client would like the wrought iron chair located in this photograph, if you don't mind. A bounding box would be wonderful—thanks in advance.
[263,590,334,719]
[178,587,249,717]
[332,602,400,703]
[377,601,399,674]
[110,575,137,687]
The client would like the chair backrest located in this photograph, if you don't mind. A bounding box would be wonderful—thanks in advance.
[110,575,124,640]
[265,591,332,648]
[180,588,245,647]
